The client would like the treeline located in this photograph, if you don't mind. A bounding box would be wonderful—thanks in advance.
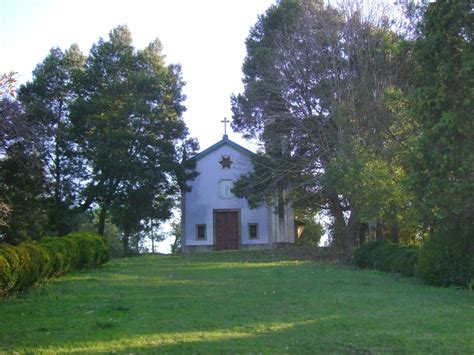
[0,26,197,254]
[231,0,473,286]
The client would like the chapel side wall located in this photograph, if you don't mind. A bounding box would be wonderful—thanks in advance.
[269,191,295,245]
[183,145,269,248]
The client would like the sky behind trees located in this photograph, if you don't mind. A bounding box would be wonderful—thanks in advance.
[0,0,275,151]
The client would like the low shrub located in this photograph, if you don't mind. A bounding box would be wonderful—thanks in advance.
[416,224,474,288]
[0,231,109,296]
[61,237,81,272]
[41,237,68,276]
[22,242,53,280]
[0,255,11,295]
[0,244,20,294]
[71,232,97,268]
[66,231,110,268]
[12,245,34,291]
[354,240,419,277]
[15,242,55,290]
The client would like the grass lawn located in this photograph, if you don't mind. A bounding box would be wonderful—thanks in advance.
[0,249,473,353]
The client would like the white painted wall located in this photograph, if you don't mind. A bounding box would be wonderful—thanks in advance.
[183,142,270,247]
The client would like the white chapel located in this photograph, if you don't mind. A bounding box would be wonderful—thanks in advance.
[182,124,295,253]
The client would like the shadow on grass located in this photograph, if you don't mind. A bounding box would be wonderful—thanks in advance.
[1,252,473,353]
[21,316,361,353]
[17,308,446,354]
[175,246,342,264]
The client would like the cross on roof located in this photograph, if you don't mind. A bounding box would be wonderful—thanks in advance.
[221,117,230,136]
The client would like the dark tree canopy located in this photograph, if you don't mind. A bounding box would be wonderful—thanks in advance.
[231,0,411,254]
[407,0,473,223]
[69,26,197,247]
[18,45,86,235]
[406,0,473,286]
[0,142,48,244]
[1,26,198,251]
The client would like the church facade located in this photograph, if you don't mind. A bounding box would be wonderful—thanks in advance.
[182,134,295,253]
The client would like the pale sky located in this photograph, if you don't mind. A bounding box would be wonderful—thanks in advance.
[0,0,276,151]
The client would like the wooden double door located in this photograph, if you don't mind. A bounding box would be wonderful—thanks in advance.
[214,210,240,250]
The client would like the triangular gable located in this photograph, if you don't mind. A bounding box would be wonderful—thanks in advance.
[192,135,255,162]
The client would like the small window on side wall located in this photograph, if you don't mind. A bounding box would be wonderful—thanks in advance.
[196,224,206,240]
[249,223,259,239]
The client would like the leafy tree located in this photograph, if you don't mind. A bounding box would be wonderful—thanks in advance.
[1,27,196,246]
[1,74,49,241]
[294,209,324,246]
[0,72,17,97]
[0,200,9,230]
[71,26,197,238]
[143,219,164,254]
[18,45,86,235]
[408,0,473,226]
[0,96,17,228]
[232,0,411,255]
[324,142,418,244]
[0,143,48,244]
[407,0,473,286]
[110,185,172,255]
[0,98,26,154]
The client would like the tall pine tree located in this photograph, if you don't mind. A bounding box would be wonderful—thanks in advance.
[408,0,473,286]
[18,45,86,235]
[232,0,411,255]
[71,26,197,240]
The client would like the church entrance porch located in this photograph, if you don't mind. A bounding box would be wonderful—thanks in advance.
[214,210,240,250]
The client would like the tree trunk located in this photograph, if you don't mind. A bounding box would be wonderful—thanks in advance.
[329,191,359,256]
[171,235,180,254]
[54,139,61,206]
[329,196,346,251]
[97,179,116,236]
[359,223,368,245]
[54,101,64,208]
[98,205,107,236]
[80,177,108,212]
[345,207,359,251]
[390,217,399,244]
[376,218,384,241]
[122,231,130,256]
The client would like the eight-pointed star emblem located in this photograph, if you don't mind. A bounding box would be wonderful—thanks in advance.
[219,155,233,169]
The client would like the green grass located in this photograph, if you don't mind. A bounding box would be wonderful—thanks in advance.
[0,248,473,353]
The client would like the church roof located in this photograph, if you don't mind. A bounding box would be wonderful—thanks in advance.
[193,135,255,161]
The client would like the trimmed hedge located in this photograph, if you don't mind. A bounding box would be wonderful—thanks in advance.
[353,240,419,277]
[416,227,474,288]
[0,231,109,296]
